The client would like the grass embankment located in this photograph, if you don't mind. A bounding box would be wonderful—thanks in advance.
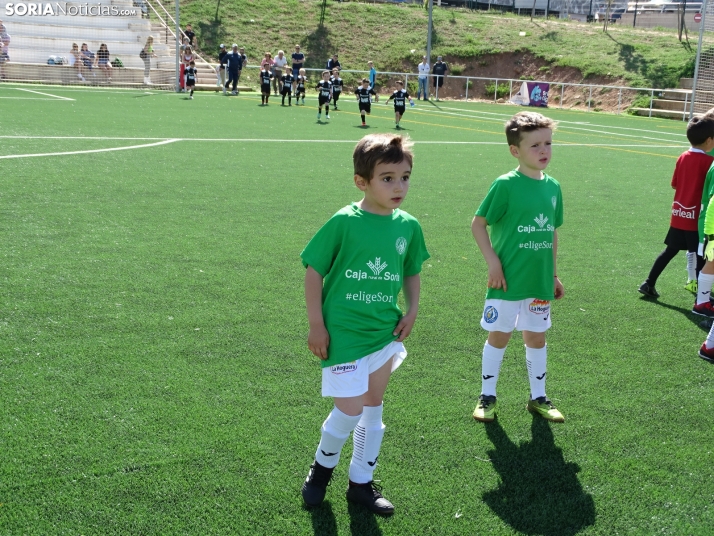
[181,0,697,89]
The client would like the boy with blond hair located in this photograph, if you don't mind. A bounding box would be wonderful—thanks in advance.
[472,111,565,423]
[300,134,429,515]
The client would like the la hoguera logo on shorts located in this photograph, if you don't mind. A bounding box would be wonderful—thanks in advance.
[528,299,550,315]
[5,3,138,16]
[330,362,358,375]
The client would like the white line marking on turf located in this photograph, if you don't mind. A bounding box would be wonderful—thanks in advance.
[0,96,64,100]
[14,88,75,101]
[0,139,178,159]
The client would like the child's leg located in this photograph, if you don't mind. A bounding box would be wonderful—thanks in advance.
[481,331,511,397]
[697,258,714,305]
[315,404,362,468]
[645,246,679,287]
[687,251,698,282]
[361,112,366,124]
[522,330,547,399]
[288,93,292,105]
[325,104,330,116]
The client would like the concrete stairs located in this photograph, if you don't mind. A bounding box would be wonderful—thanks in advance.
[631,78,692,120]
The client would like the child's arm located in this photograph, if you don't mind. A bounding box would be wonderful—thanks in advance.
[305,266,330,359]
[553,229,564,299]
[393,274,420,342]
[471,216,507,292]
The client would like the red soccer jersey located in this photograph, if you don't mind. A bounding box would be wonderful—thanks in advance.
[670,149,714,231]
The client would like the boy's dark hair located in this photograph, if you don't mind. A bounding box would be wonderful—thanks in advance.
[353,134,414,182]
[505,111,556,147]
[362,78,369,84]
[189,60,195,65]
[686,115,714,146]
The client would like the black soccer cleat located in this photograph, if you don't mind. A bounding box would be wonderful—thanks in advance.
[346,481,394,515]
[301,461,334,507]
[638,281,659,299]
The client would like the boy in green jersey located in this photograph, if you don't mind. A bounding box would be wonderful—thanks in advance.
[472,111,565,424]
[694,161,714,312]
[299,134,429,515]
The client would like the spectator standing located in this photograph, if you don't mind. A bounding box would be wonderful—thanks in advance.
[97,43,112,82]
[0,20,10,54]
[217,44,227,89]
[69,42,84,81]
[292,44,306,79]
[432,56,448,99]
[326,54,340,72]
[179,37,189,90]
[184,24,195,47]
[140,36,156,85]
[261,51,274,69]
[80,43,96,79]
[368,61,376,88]
[417,55,429,100]
[273,50,288,95]
[0,42,7,80]
[224,44,243,95]
[237,47,247,83]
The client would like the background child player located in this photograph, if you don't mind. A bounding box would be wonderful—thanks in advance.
[184,60,197,99]
[300,133,429,515]
[384,80,412,129]
[316,70,333,121]
[330,68,343,110]
[260,65,273,105]
[695,128,714,316]
[295,68,307,105]
[472,111,565,424]
[698,201,714,360]
[638,115,714,300]
[355,79,378,127]
[281,69,295,106]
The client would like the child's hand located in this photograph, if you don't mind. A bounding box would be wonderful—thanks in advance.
[308,324,330,360]
[554,276,565,299]
[487,262,507,292]
[393,312,417,342]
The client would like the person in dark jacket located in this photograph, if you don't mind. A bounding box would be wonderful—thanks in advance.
[224,44,243,95]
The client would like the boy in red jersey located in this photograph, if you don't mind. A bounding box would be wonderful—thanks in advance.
[639,115,714,302]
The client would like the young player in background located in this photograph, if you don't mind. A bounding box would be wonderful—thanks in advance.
[260,64,274,105]
[384,80,412,129]
[316,70,333,121]
[472,111,565,424]
[639,116,714,302]
[295,68,307,105]
[330,68,343,110]
[698,197,714,360]
[355,79,378,127]
[281,69,295,106]
[300,133,429,515]
[184,60,197,99]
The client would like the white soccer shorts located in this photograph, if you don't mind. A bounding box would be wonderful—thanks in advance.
[321,341,406,398]
[480,298,552,333]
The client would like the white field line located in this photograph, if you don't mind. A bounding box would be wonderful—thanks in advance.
[0,97,64,100]
[0,139,179,159]
[14,88,75,101]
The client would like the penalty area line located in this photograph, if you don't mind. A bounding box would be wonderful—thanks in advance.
[0,139,179,159]
[14,88,75,101]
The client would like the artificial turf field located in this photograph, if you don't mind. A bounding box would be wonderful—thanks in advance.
[1,83,713,535]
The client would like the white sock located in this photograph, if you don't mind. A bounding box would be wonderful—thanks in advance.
[705,323,714,349]
[481,342,506,397]
[315,407,361,469]
[697,273,714,305]
[687,252,697,281]
[526,345,547,400]
[348,404,385,484]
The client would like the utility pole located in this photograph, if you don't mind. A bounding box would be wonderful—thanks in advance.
[426,0,433,65]
[633,0,638,27]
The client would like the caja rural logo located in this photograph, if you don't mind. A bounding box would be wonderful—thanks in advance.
[518,214,555,234]
[528,299,550,315]
[345,257,400,282]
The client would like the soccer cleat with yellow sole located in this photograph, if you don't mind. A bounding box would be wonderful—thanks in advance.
[473,394,497,422]
[527,396,565,422]
[685,279,698,294]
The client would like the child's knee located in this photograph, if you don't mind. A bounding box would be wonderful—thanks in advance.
[522,330,546,348]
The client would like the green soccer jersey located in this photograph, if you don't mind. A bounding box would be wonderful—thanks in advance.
[476,170,564,301]
[698,163,714,243]
[301,203,430,368]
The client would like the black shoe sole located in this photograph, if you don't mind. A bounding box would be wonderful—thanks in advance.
[691,309,714,318]
[699,350,714,363]
[637,287,659,299]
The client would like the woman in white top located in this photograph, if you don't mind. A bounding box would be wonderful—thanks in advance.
[417,56,430,100]
[69,43,85,81]
[273,50,288,95]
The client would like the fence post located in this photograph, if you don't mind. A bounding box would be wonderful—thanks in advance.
[465,77,469,101]
[436,76,439,100]
[494,78,498,102]
[509,79,513,99]
[588,85,592,112]
[618,88,621,114]
[560,83,564,109]
[405,73,409,92]
[683,91,688,121]
[649,89,654,118]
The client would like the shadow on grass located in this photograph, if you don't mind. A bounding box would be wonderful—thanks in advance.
[483,418,595,536]
[308,500,338,536]
[421,98,443,110]
[347,500,383,535]
[638,298,710,330]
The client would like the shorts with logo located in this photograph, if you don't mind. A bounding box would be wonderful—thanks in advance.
[394,106,406,115]
[664,226,699,252]
[359,103,372,114]
[319,95,330,106]
[481,298,552,333]
[321,341,406,398]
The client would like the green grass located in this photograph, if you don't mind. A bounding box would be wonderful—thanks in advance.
[181,0,702,88]
[1,84,713,535]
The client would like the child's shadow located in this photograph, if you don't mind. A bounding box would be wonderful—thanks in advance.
[307,501,338,536]
[482,418,596,536]
[347,501,383,535]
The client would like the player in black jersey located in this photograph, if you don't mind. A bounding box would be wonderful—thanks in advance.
[281,70,295,106]
[260,66,273,105]
[185,60,197,99]
[315,70,333,121]
[295,68,307,105]
[355,78,378,127]
[330,68,343,110]
[384,80,412,128]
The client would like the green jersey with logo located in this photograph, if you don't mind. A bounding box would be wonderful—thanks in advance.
[699,163,714,243]
[476,170,563,301]
[301,203,430,368]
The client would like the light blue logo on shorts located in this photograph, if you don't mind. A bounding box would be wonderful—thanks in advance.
[484,306,498,324]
